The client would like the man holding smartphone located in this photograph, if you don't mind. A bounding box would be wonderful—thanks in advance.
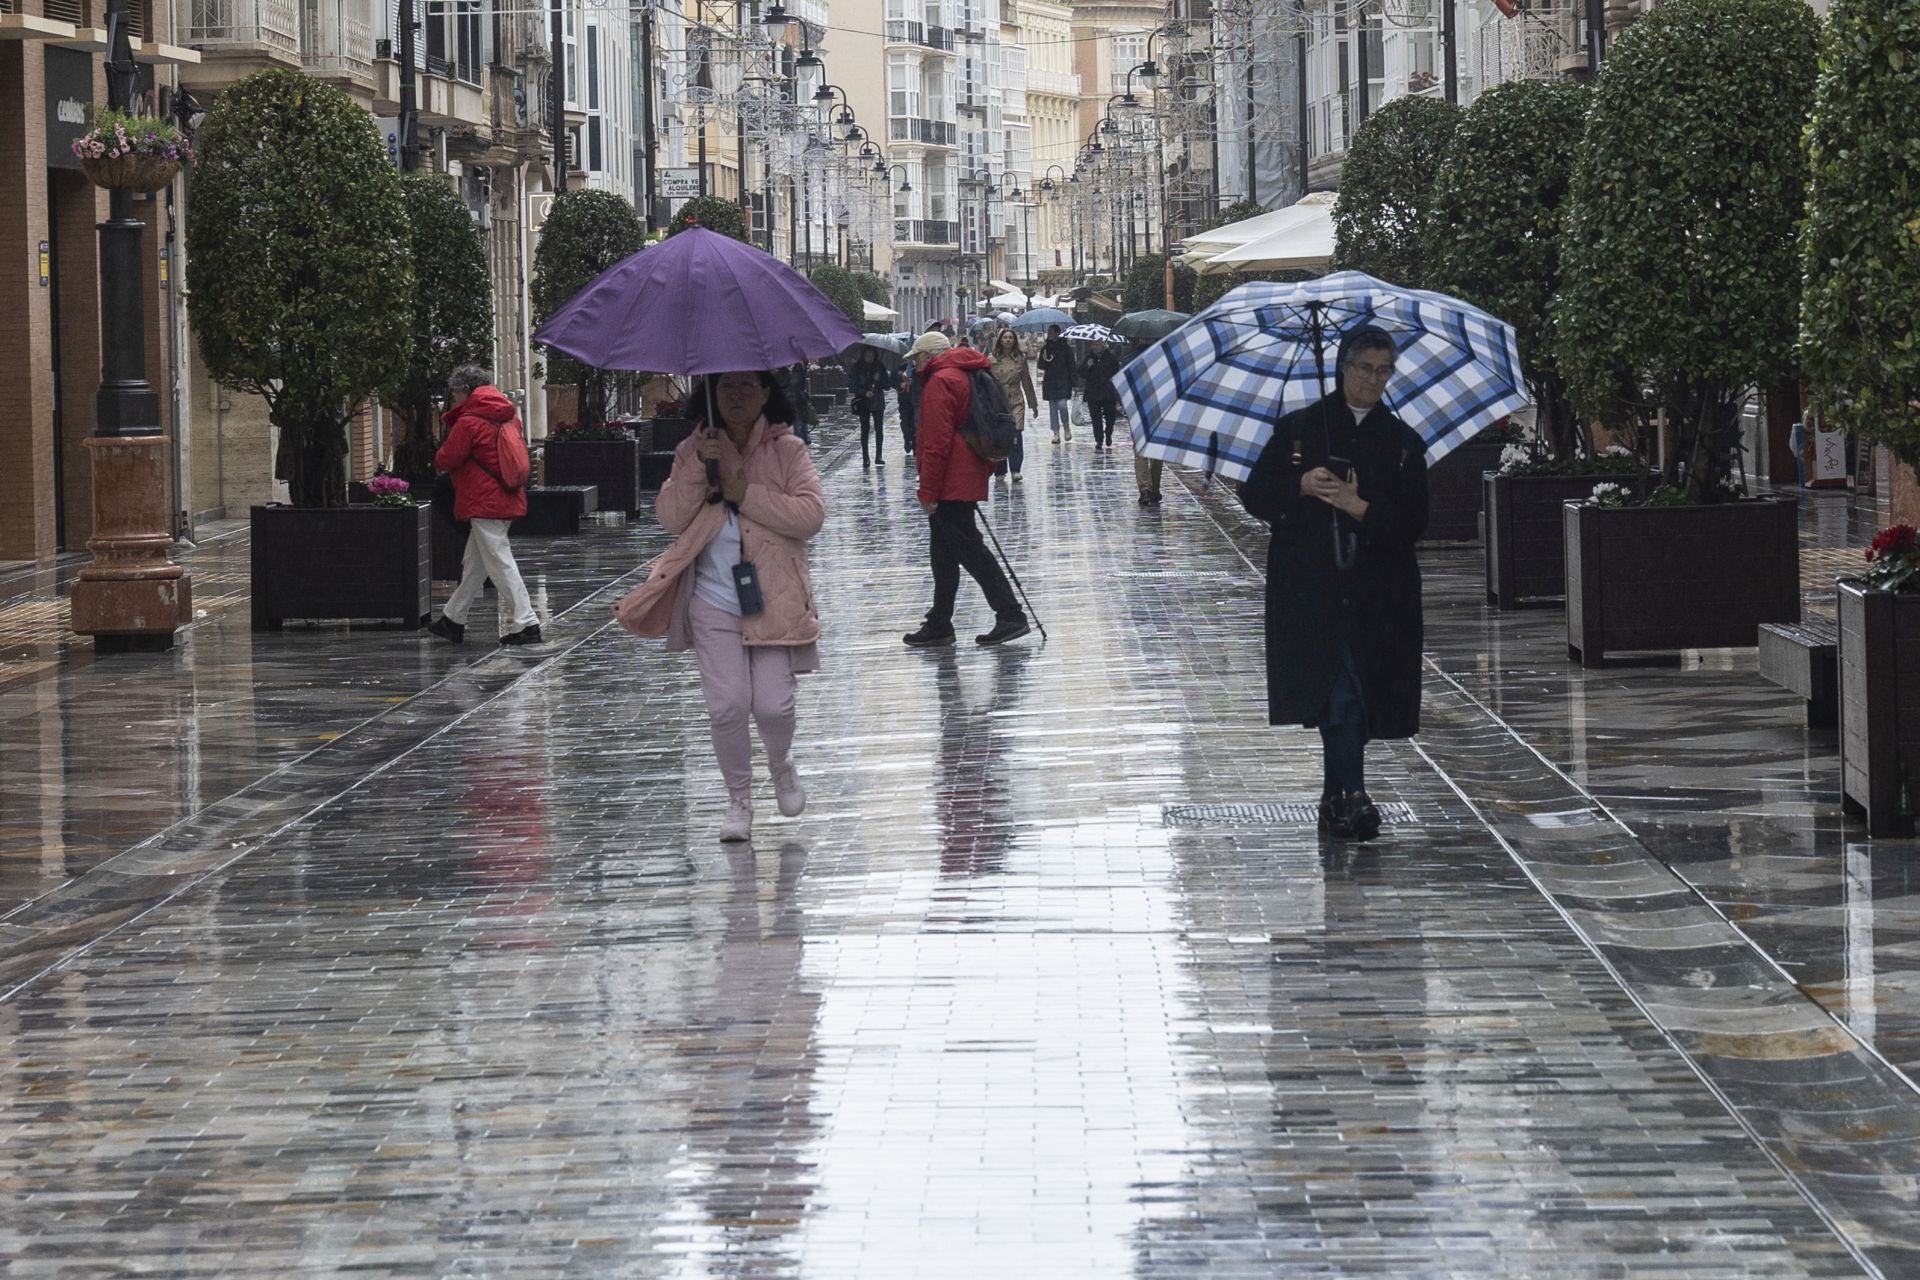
[1236,326,1431,840]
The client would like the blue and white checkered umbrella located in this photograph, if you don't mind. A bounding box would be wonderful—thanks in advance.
[1115,272,1531,482]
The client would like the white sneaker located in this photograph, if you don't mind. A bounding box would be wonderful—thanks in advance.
[1011,472,1024,484]
[719,798,753,842]
[1064,425,1074,441]
[772,761,806,817]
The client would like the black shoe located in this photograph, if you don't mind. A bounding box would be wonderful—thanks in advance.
[428,615,464,644]
[1147,491,1164,505]
[975,616,1031,646]
[1138,492,1152,506]
[1317,794,1354,838]
[500,624,543,646]
[875,457,885,466]
[903,623,956,647]
[1347,792,1383,840]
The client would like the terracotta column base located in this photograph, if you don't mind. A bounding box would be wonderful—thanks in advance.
[69,435,192,652]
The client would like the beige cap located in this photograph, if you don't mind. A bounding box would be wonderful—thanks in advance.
[907,332,952,360]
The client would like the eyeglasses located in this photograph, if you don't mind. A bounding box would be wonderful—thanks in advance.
[1348,361,1395,381]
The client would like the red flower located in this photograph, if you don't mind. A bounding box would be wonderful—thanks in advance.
[1868,524,1918,562]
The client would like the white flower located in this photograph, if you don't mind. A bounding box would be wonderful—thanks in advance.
[1590,482,1629,507]
[1499,443,1530,474]
[1603,444,1634,458]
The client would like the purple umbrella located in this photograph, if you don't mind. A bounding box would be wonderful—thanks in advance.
[531,226,863,375]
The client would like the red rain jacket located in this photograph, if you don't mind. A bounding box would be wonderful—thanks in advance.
[914,347,996,505]
[435,386,530,522]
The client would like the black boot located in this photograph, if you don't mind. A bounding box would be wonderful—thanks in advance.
[1346,792,1383,840]
[428,615,464,644]
[903,621,956,647]
[1317,793,1354,838]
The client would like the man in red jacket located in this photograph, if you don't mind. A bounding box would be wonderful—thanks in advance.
[429,365,541,645]
[903,333,1030,647]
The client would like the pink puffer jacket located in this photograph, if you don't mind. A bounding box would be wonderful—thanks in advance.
[614,417,825,667]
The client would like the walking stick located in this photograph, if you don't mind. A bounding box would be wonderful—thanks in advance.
[976,510,1047,640]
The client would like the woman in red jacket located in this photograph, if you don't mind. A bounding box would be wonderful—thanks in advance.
[429,366,541,645]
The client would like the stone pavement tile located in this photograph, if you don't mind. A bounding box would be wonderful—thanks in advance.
[0,436,1877,1275]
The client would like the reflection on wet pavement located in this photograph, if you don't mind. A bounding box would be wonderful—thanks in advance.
[0,431,1907,1275]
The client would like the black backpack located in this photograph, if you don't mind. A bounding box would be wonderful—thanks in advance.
[958,368,1019,463]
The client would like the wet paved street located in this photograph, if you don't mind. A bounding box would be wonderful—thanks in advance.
[1,423,1916,1276]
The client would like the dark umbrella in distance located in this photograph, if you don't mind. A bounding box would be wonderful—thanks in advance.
[1115,308,1192,343]
[852,332,909,375]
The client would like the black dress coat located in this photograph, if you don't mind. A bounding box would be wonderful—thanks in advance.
[1078,349,1123,408]
[1038,336,1076,400]
[1237,393,1430,739]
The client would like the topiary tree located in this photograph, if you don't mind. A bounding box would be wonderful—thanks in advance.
[1556,0,1819,500]
[807,262,865,332]
[1800,0,1920,475]
[1428,79,1591,460]
[1332,95,1462,288]
[852,271,891,307]
[1122,253,1196,313]
[670,194,749,241]
[532,188,646,426]
[186,68,411,508]
[391,172,494,483]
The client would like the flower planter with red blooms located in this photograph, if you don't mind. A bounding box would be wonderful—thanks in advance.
[1840,524,1920,838]
[70,109,193,191]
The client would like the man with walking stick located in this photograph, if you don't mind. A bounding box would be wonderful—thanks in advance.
[900,332,1032,648]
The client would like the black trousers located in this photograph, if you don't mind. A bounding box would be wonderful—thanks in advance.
[857,395,887,463]
[899,396,918,453]
[927,501,1020,629]
[1088,399,1119,445]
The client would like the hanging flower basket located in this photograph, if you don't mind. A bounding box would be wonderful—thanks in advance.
[70,108,193,191]
[79,153,182,192]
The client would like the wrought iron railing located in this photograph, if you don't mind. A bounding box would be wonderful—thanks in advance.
[894,218,958,245]
[303,0,373,78]
[890,117,957,147]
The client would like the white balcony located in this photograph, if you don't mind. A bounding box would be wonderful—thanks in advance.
[183,0,298,57]
[303,0,372,83]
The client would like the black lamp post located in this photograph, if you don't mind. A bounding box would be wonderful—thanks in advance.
[70,0,191,648]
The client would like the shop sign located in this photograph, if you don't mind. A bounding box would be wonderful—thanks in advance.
[45,47,94,173]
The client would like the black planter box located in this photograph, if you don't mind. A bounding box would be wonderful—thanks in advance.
[511,484,599,536]
[544,437,644,516]
[1564,497,1800,666]
[251,503,431,630]
[1424,434,1506,543]
[1485,471,1646,609]
[1840,580,1920,838]
[650,416,696,452]
[430,500,467,580]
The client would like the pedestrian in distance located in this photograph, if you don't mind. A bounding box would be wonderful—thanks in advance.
[428,364,541,646]
[988,326,1038,487]
[1078,338,1125,450]
[897,359,919,457]
[1236,326,1429,841]
[848,345,890,469]
[616,370,826,843]
[1037,323,1075,443]
[785,362,814,445]
[900,332,1031,649]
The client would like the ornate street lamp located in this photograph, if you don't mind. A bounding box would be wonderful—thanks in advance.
[71,0,191,649]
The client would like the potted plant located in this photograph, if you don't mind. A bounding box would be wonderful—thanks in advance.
[532,189,647,429]
[543,420,645,515]
[1427,79,1606,592]
[71,108,192,191]
[1801,0,1920,835]
[1553,0,1819,662]
[185,69,421,629]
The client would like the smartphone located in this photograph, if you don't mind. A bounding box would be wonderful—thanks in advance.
[732,562,766,617]
[1325,455,1354,481]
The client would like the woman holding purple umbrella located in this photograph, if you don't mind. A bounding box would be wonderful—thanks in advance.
[618,370,826,843]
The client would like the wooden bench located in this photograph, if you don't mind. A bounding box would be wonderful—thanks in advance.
[1758,619,1839,729]
[511,484,599,536]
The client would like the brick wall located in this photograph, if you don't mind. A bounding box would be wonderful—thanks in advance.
[0,45,58,563]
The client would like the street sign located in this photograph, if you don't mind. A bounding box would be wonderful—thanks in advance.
[373,116,401,169]
[528,192,554,235]
[661,167,701,200]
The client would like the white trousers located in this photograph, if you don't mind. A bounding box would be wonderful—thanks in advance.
[443,518,537,635]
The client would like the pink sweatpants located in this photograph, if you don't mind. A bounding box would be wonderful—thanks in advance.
[690,596,797,802]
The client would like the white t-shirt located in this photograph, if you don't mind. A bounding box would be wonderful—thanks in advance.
[693,511,743,615]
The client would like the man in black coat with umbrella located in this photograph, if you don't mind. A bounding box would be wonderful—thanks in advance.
[1237,326,1429,840]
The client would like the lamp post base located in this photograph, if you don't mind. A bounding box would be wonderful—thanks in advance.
[68,434,192,650]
